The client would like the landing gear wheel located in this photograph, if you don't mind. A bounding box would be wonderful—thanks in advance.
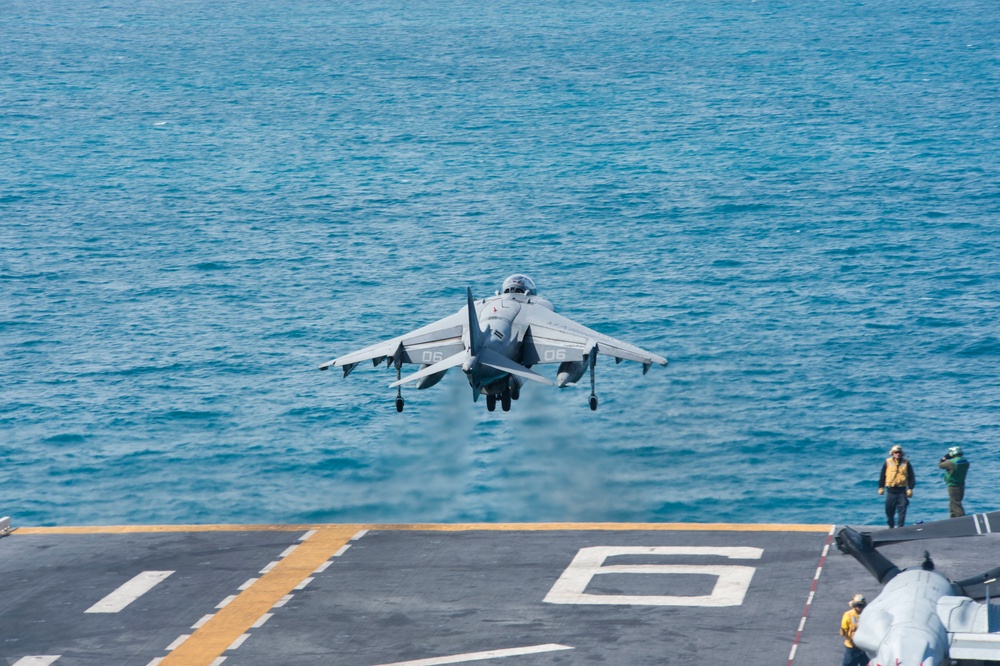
[486,394,496,412]
[589,395,598,411]
[511,383,520,400]
[395,396,405,412]
[501,387,511,412]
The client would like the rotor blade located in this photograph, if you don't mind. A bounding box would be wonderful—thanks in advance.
[389,351,466,388]
[868,511,1000,546]
[835,526,900,584]
[955,565,1000,600]
[479,348,554,386]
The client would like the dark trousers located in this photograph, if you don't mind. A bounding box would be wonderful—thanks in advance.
[948,485,966,518]
[885,488,908,528]
[842,646,868,666]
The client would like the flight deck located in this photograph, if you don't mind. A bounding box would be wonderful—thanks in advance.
[1,522,995,665]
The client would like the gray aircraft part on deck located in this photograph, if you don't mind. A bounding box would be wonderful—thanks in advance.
[835,511,1000,665]
[319,275,667,413]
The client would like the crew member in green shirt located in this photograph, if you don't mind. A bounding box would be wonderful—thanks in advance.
[938,445,970,518]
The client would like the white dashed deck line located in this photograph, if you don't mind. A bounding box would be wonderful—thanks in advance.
[259,561,279,574]
[294,576,314,590]
[374,644,574,665]
[314,560,332,573]
[350,529,368,540]
[227,634,251,651]
[298,529,317,541]
[251,612,273,628]
[272,594,294,608]
[144,658,163,666]
[334,544,351,557]
[209,658,227,666]
[238,578,257,590]
[192,614,214,629]
[13,658,61,666]
[85,571,174,613]
[280,544,299,558]
[216,594,237,609]
[166,635,190,651]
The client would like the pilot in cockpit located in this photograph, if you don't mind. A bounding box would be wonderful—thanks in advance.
[501,274,537,296]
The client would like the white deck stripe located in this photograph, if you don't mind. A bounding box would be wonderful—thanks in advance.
[986,513,993,533]
[166,635,190,650]
[192,614,214,629]
[238,578,257,590]
[298,529,317,541]
[272,594,293,608]
[251,613,273,628]
[85,571,174,613]
[280,544,299,558]
[351,529,368,540]
[334,544,351,557]
[13,658,61,666]
[373,644,573,665]
[314,560,332,573]
[227,634,250,651]
[216,594,237,609]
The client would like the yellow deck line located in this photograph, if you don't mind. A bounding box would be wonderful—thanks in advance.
[11,521,834,535]
[159,525,360,666]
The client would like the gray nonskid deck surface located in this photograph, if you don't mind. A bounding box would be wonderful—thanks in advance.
[1,525,996,666]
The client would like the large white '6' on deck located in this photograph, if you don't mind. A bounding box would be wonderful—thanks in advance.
[544,547,763,607]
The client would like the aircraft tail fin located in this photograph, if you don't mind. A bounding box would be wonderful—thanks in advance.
[467,287,483,357]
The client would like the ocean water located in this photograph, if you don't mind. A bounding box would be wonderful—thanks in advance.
[2,0,998,528]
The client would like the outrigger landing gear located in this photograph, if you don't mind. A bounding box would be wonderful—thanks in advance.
[394,357,404,412]
[589,349,598,411]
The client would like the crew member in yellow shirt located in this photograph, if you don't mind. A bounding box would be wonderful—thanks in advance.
[878,445,915,528]
[840,593,868,666]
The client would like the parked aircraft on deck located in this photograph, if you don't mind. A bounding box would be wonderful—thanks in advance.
[835,512,1000,665]
[320,274,667,412]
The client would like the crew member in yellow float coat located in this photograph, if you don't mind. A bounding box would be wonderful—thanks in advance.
[840,594,868,666]
[878,445,915,528]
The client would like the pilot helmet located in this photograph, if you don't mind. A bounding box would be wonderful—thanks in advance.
[850,594,867,608]
[501,274,537,296]
[948,446,963,457]
[890,445,903,454]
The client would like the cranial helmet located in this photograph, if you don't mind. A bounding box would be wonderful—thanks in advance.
[501,274,537,296]
[948,446,963,457]
[850,594,867,607]
[890,445,903,454]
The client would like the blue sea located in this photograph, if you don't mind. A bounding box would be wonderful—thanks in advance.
[2,0,998,528]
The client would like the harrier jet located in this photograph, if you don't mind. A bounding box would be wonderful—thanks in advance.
[320,275,667,412]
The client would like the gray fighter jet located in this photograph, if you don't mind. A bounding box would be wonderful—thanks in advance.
[320,274,667,412]
[835,513,1000,665]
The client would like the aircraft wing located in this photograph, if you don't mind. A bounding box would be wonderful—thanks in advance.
[319,308,470,376]
[518,305,667,370]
